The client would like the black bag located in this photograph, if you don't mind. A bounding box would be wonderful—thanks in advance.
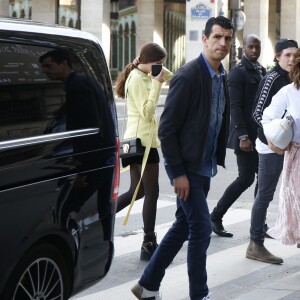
[120,138,144,158]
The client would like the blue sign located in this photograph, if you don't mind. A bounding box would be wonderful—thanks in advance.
[191,3,211,20]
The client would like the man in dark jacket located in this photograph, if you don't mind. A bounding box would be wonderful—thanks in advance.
[131,16,233,300]
[40,49,115,174]
[210,34,266,237]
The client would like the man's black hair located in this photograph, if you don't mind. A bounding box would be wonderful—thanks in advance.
[39,49,73,68]
[204,16,234,37]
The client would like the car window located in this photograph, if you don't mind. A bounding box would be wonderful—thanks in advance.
[0,42,111,142]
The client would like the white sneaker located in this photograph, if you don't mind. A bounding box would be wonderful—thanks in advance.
[131,282,162,300]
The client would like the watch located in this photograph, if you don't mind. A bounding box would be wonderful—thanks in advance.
[240,135,248,141]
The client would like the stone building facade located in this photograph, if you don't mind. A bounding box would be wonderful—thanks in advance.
[1,0,299,74]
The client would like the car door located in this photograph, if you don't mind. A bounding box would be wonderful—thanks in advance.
[0,36,117,293]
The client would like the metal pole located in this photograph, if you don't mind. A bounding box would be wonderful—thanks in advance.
[230,9,237,69]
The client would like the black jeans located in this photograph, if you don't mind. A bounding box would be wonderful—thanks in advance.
[211,149,258,221]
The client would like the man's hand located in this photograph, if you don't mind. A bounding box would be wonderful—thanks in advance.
[174,175,190,201]
[239,138,253,152]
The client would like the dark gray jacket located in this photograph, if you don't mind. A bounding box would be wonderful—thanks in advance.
[227,56,266,150]
[158,54,230,179]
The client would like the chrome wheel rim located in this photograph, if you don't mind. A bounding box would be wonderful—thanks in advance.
[13,258,64,300]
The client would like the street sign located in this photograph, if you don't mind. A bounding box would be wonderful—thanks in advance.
[191,3,211,20]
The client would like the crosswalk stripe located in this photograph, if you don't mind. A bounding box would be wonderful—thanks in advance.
[72,204,300,300]
[73,238,300,300]
[116,199,175,218]
[114,207,251,257]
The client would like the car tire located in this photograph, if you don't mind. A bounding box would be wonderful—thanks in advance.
[2,243,70,300]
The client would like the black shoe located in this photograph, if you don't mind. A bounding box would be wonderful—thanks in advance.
[140,232,158,261]
[211,218,233,237]
[264,223,274,239]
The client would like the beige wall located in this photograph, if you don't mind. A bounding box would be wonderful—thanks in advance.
[81,0,103,40]
[281,0,300,42]
[31,0,56,24]
[81,0,111,61]
[0,0,9,15]
[243,0,270,67]
[137,0,164,53]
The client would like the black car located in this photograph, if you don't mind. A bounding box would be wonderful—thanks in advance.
[0,17,120,300]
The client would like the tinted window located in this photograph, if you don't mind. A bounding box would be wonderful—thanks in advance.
[0,43,112,142]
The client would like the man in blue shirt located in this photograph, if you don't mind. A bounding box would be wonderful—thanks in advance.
[131,16,233,300]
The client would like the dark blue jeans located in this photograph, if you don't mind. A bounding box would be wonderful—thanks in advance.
[211,149,258,221]
[139,173,212,299]
[250,152,284,243]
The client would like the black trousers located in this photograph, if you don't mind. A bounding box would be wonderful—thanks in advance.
[211,149,258,221]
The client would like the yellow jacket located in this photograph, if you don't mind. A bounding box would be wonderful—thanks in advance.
[123,67,173,148]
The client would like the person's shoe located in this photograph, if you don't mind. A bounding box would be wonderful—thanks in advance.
[131,283,162,300]
[201,293,211,299]
[246,240,283,264]
[140,232,158,261]
[211,217,233,237]
[297,243,300,248]
[264,223,274,239]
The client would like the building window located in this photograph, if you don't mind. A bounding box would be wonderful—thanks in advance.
[124,23,130,67]
[119,0,136,10]
[57,0,81,29]
[9,0,32,19]
[111,31,118,69]
[164,3,186,72]
[118,24,124,71]
[130,21,136,62]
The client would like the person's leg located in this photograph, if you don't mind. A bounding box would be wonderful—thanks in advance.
[116,164,144,212]
[138,163,160,260]
[138,174,212,299]
[211,151,257,236]
[250,153,284,243]
[139,163,159,234]
[138,201,189,291]
[247,152,284,264]
[183,174,211,299]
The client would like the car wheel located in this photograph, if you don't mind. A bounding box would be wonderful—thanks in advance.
[2,243,70,300]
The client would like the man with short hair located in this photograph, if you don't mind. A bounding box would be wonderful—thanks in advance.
[210,34,266,237]
[131,16,233,300]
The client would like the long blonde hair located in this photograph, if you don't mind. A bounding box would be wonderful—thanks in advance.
[115,43,167,98]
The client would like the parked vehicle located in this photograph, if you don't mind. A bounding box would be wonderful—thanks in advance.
[0,17,120,299]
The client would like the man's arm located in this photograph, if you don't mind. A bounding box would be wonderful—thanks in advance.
[158,73,192,179]
[227,66,248,138]
[159,73,194,201]
[228,66,253,151]
[253,72,280,128]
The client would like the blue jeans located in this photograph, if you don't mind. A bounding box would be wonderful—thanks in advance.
[139,173,212,299]
[250,152,284,243]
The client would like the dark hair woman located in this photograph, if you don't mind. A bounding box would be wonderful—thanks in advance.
[115,43,173,261]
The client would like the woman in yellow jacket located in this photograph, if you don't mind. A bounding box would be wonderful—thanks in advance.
[116,43,173,261]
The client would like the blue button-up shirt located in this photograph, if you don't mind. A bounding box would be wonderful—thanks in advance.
[199,53,226,177]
